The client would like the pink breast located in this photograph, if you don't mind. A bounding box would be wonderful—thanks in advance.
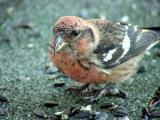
[49,51,106,83]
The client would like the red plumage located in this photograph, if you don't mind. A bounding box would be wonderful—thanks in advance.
[49,16,160,84]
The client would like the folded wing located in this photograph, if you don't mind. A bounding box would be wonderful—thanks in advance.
[91,20,159,69]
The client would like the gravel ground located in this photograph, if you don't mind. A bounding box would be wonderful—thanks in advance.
[0,0,160,120]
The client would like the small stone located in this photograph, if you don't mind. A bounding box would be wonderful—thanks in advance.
[48,75,67,80]
[75,111,90,118]
[54,111,68,120]
[45,67,57,74]
[113,106,128,117]
[100,103,116,110]
[27,43,34,48]
[0,35,10,43]
[44,100,59,108]
[137,65,146,74]
[34,108,48,118]
[44,64,50,70]
[156,48,160,57]
[0,111,5,116]
[0,95,8,102]
[48,75,56,80]
[83,0,93,8]
[68,106,81,117]
[0,86,8,90]
[16,19,34,29]
[99,13,106,20]
[54,111,64,115]
[79,9,90,18]
[121,16,129,22]
[118,116,130,120]
[61,114,68,119]
[132,4,137,10]
[53,82,65,87]
[155,87,160,97]
[116,90,127,98]
[81,105,92,111]
[26,77,31,81]
[28,31,41,38]
[6,7,14,15]
[95,112,108,120]
[145,51,151,56]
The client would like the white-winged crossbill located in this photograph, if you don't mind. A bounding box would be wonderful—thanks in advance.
[49,16,160,100]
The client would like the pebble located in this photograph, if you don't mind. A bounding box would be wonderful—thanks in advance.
[16,19,34,29]
[0,35,10,43]
[0,95,8,102]
[33,108,48,118]
[121,16,129,22]
[94,112,108,120]
[44,100,59,108]
[137,65,146,74]
[28,31,41,38]
[156,48,160,57]
[53,82,65,87]
[27,43,34,48]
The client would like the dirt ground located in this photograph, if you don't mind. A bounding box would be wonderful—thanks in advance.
[0,0,160,120]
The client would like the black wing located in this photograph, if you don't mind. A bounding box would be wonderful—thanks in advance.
[91,20,159,69]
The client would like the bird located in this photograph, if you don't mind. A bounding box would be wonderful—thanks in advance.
[49,16,160,101]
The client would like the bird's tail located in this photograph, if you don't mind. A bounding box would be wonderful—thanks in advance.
[142,27,160,31]
[140,27,160,50]
[142,27,160,41]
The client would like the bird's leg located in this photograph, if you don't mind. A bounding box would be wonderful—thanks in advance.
[66,84,91,93]
[83,83,126,102]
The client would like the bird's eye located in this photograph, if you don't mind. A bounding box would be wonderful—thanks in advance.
[71,30,79,36]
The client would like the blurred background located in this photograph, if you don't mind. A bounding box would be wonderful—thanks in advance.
[0,0,160,119]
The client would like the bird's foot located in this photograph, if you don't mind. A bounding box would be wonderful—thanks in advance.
[83,83,126,102]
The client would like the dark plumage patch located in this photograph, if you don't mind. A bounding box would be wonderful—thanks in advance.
[93,43,115,54]
[141,27,160,31]
[92,20,159,68]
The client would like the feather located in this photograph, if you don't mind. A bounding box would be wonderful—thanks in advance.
[91,20,159,69]
[141,27,160,31]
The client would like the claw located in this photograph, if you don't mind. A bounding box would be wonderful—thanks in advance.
[82,83,126,102]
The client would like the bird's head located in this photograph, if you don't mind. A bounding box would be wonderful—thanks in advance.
[50,16,99,55]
